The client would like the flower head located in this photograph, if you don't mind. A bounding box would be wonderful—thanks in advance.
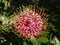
[10,5,48,38]
[16,11,43,38]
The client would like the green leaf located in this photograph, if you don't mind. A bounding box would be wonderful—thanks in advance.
[38,37,48,43]
[40,31,49,37]
[23,41,28,45]
[30,36,38,45]
[51,36,60,45]
[0,15,10,33]
[48,23,55,29]
[10,42,13,45]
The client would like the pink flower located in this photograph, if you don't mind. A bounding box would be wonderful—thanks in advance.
[15,11,43,38]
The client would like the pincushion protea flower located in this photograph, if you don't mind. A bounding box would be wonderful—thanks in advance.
[10,5,48,38]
